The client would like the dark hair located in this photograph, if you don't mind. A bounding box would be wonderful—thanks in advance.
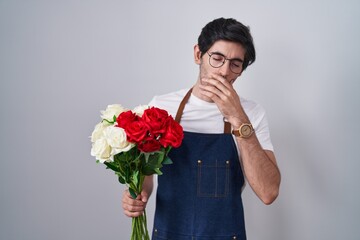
[197,17,256,71]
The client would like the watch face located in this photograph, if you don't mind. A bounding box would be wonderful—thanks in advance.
[241,125,252,136]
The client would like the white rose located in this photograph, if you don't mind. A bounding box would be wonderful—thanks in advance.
[133,105,150,116]
[103,126,134,155]
[91,138,112,163]
[90,122,108,143]
[101,104,127,123]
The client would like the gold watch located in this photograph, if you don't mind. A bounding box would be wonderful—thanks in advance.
[232,123,254,138]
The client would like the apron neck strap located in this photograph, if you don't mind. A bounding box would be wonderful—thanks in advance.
[174,88,192,123]
[174,88,231,134]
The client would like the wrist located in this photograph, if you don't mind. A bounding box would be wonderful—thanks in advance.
[232,122,254,138]
[228,116,250,129]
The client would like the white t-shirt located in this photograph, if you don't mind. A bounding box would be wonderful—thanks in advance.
[149,88,274,151]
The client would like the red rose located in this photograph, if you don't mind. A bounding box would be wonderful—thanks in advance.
[159,116,184,148]
[138,139,161,153]
[142,107,169,135]
[125,120,149,143]
[117,111,139,129]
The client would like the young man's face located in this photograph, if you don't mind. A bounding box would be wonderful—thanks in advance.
[194,40,246,85]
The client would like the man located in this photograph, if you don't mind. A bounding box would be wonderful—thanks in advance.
[122,17,281,239]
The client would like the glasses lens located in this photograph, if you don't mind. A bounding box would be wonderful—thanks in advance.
[209,54,225,68]
[230,60,242,74]
[209,53,242,74]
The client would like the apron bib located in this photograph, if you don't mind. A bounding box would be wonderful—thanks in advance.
[153,89,246,240]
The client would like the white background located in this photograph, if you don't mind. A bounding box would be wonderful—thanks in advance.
[1,0,359,239]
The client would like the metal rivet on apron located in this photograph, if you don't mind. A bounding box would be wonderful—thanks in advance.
[232,236,237,239]
[154,228,157,232]
[226,160,230,165]
[197,159,202,164]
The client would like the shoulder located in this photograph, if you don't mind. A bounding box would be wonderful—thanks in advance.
[150,88,189,103]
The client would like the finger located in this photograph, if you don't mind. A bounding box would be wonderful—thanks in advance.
[122,194,146,206]
[199,84,222,101]
[140,191,149,203]
[122,196,146,206]
[209,74,234,89]
[123,189,143,201]
[200,83,225,101]
[122,198,147,217]
[122,201,146,212]
[201,77,230,97]
[123,209,144,218]
[122,194,146,210]
[199,81,241,116]
[199,78,227,100]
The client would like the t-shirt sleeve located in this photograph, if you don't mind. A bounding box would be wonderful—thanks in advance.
[251,104,274,151]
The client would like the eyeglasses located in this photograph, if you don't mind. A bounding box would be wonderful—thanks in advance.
[207,52,243,74]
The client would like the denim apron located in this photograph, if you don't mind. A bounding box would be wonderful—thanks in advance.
[152,89,246,240]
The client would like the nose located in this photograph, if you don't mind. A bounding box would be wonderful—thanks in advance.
[218,60,232,79]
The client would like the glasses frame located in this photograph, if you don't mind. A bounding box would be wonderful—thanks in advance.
[206,52,243,74]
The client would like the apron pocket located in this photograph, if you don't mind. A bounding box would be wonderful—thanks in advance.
[197,159,230,198]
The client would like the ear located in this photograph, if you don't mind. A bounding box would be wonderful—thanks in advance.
[194,44,202,65]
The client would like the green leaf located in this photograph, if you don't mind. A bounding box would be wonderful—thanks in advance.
[124,167,131,183]
[165,146,172,155]
[162,156,173,165]
[142,166,156,175]
[114,152,127,163]
[141,151,168,176]
[149,152,164,167]
[132,170,139,187]
[144,152,150,163]
[154,168,163,175]
[104,162,119,172]
[113,115,117,122]
[118,175,126,184]
[129,188,137,199]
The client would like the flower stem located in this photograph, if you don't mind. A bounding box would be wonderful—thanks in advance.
[129,173,149,240]
[131,213,150,240]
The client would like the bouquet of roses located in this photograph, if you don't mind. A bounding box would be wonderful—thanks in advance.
[90,104,183,240]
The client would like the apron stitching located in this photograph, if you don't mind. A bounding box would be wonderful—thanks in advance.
[215,159,218,197]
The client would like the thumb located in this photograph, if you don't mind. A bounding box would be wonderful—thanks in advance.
[141,191,149,203]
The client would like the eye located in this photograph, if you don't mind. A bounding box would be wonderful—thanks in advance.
[231,60,242,68]
[211,54,224,62]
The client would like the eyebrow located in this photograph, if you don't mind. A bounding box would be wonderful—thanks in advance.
[210,51,244,62]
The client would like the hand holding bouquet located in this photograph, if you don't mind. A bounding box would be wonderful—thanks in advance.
[90,104,183,240]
